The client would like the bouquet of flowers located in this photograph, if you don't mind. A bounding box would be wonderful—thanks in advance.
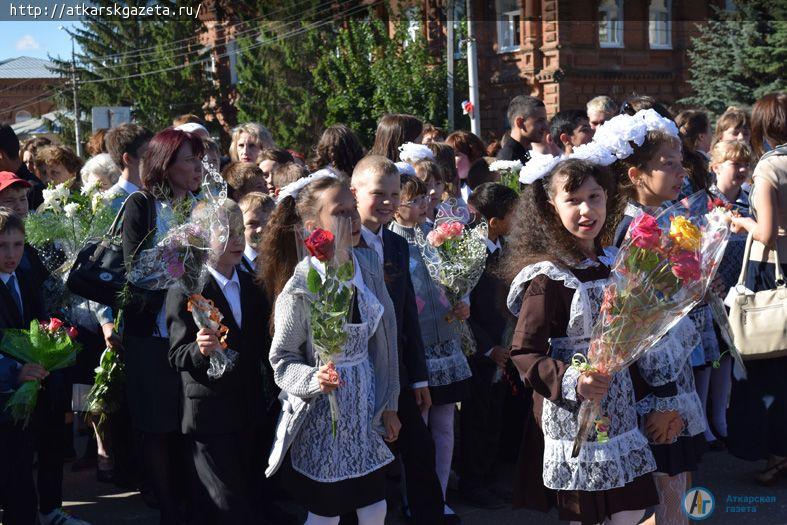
[571,191,730,456]
[85,345,124,429]
[1,317,81,427]
[303,226,355,436]
[488,159,523,193]
[187,294,237,379]
[415,199,488,356]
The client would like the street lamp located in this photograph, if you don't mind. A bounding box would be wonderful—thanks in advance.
[59,25,81,156]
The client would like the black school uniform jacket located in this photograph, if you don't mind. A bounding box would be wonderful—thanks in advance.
[0,267,45,424]
[468,245,513,364]
[166,270,272,435]
[378,228,429,386]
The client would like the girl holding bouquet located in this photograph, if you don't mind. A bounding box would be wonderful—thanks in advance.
[262,174,400,525]
[388,174,472,521]
[613,127,709,524]
[504,159,670,524]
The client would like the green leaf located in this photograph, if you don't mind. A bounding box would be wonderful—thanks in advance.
[337,261,354,282]
[306,267,322,294]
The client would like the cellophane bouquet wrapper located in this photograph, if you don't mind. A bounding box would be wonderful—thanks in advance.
[572,191,730,456]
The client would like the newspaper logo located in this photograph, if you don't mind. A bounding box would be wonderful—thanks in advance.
[684,487,715,520]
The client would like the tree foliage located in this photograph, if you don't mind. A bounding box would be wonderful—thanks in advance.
[681,0,786,115]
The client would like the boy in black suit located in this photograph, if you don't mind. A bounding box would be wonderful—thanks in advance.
[459,183,518,509]
[167,200,272,524]
[0,208,47,525]
[351,156,447,525]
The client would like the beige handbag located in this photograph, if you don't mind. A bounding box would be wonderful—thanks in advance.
[728,232,787,360]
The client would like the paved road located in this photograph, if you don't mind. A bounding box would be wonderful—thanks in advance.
[56,448,787,524]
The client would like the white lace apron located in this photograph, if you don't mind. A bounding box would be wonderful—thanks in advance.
[507,258,656,492]
[290,282,394,482]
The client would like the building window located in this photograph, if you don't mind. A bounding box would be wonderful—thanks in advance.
[14,110,31,123]
[649,0,672,49]
[496,0,521,53]
[725,0,737,12]
[598,0,624,48]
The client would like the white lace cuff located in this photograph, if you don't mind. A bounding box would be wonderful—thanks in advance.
[561,367,581,402]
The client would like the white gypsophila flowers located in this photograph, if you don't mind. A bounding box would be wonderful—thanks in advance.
[519,151,565,185]
[488,159,523,173]
[569,141,618,166]
[398,142,435,164]
[63,202,79,219]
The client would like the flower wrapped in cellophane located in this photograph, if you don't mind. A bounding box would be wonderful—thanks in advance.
[488,159,523,193]
[414,199,488,356]
[302,221,355,436]
[571,191,730,456]
[1,318,81,427]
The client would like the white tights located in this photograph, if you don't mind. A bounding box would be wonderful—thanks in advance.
[304,499,387,525]
[422,403,455,499]
[569,508,645,525]
[652,472,689,525]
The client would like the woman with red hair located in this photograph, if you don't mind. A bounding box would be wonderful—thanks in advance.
[121,128,205,524]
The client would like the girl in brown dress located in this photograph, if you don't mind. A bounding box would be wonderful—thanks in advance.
[503,159,676,524]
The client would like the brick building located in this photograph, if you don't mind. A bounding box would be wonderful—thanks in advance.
[0,57,62,125]
[434,0,727,139]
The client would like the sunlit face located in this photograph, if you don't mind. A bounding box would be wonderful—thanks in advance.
[167,142,203,196]
[351,172,400,230]
[0,186,29,219]
[631,141,686,207]
[414,174,443,219]
[22,151,35,174]
[46,163,75,185]
[306,185,362,248]
[550,175,607,249]
[519,107,549,143]
[259,160,278,189]
[212,212,245,267]
[396,193,428,227]
[712,158,750,192]
[0,229,25,274]
[242,206,270,250]
[237,133,261,163]
[721,125,751,144]
[564,118,594,152]
[455,152,470,180]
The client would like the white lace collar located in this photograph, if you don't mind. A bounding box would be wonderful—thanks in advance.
[574,246,619,269]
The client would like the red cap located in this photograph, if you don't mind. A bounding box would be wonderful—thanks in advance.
[0,171,32,193]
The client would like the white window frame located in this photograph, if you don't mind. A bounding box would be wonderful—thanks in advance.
[496,0,521,53]
[648,0,672,49]
[598,0,624,49]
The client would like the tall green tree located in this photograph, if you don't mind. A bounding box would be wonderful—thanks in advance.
[234,0,335,152]
[50,0,212,150]
[313,14,448,146]
[681,0,786,115]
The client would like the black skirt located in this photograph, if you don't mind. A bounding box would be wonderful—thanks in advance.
[650,433,707,476]
[124,335,181,434]
[281,453,386,517]
[430,377,472,406]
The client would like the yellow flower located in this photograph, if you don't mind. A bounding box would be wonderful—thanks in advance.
[669,216,701,251]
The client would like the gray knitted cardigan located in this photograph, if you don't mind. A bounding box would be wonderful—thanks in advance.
[265,248,399,477]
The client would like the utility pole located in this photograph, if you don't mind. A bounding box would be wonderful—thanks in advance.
[61,26,81,156]
[465,0,480,136]
[446,0,454,131]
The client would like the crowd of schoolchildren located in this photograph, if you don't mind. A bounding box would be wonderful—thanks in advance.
[0,89,785,525]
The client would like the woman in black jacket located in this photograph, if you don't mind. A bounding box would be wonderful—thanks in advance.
[122,128,204,524]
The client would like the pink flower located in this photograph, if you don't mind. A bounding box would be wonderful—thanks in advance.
[66,326,79,340]
[47,317,64,333]
[628,213,662,250]
[670,251,701,282]
[427,229,448,247]
[444,221,464,238]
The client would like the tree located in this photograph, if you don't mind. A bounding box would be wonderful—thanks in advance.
[234,0,335,152]
[49,0,213,152]
[681,0,786,115]
[313,14,448,146]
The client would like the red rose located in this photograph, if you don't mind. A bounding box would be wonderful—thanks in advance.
[47,317,64,333]
[66,326,79,339]
[670,251,701,282]
[305,228,335,262]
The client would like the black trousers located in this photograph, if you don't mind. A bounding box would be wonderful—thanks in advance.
[187,431,255,525]
[33,372,69,514]
[397,387,444,524]
[0,423,37,525]
[459,359,506,492]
